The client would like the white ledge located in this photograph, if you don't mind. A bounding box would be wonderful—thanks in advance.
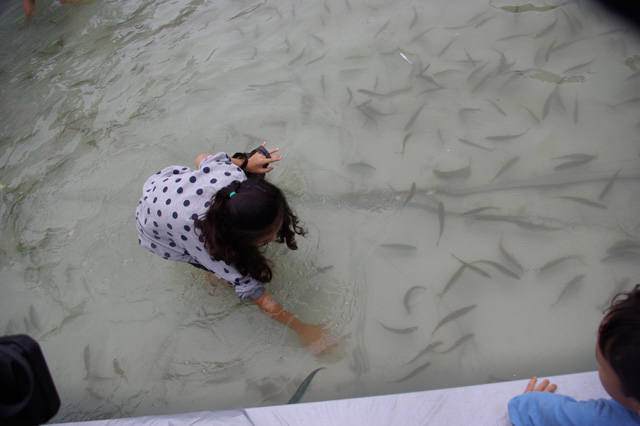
[52,371,608,426]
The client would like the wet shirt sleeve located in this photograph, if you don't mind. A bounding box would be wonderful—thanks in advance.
[508,392,640,426]
[191,254,266,301]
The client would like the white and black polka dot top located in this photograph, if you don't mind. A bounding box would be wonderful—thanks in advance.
[135,152,265,301]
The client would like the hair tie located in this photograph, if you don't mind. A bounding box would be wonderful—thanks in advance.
[229,191,236,198]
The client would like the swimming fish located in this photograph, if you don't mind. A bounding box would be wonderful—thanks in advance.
[288,367,325,404]
[406,341,442,364]
[452,254,491,278]
[402,133,413,154]
[439,264,466,297]
[404,104,425,131]
[535,17,557,38]
[490,156,520,182]
[28,305,40,330]
[410,6,418,29]
[473,260,521,279]
[552,274,585,307]
[471,214,562,231]
[379,243,417,252]
[499,239,524,274]
[347,162,376,176]
[402,183,416,207]
[499,4,558,13]
[457,138,494,152]
[228,3,262,20]
[432,304,477,335]
[598,169,622,200]
[392,360,431,383]
[378,321,418,334]
[288,48,306,66]
[538,255,582,273]
[403,285,426,313]
[436,334,474,354]
[437,201,445,245]
[462,206,499,216]
[438,38,456,57]
[487,99,507,116]
[552,153,597,170]
[555,196,607,209]
[485,130,528,142]
[83,345,91,379]
[433,164,471,179]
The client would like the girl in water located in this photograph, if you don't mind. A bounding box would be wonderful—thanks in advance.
[136,142,335,354]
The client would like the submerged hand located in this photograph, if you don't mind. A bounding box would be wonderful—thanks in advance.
[297,323,338,355]
[246,141,281,173]
[523,377,558,393]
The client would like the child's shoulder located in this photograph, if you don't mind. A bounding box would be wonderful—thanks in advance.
[509,392,640,426]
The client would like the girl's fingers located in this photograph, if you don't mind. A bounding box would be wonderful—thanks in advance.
[525,377,537,393]
[535,379,550,392]
[268,147,280,154]
[547,384,557,393]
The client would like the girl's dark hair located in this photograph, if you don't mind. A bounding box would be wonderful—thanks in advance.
[598,284,640,402]
[193,178,306,282]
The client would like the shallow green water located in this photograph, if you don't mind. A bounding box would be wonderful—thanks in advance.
[0,0,639,421]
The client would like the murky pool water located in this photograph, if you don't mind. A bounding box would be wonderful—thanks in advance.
[1,0,639,421]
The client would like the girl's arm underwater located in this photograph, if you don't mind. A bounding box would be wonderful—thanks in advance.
[252,291,337,354]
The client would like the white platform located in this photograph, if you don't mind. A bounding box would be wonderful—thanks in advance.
[50,371,608,425]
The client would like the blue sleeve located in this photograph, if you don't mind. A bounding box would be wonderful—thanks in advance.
[508,392,640,426]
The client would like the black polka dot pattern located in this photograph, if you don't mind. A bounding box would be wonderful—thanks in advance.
[135,152,263,300]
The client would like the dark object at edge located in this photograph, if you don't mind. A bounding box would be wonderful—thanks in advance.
[0,334,60,426]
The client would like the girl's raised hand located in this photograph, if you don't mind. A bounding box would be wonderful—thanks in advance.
[246,141,281,173]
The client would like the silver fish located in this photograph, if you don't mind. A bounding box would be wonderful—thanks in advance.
[392,360,431,383]
[437,201,445,245]
[288,367,325,404]
[305,54,326,66]
[406,341,442,364]
[83,345,91,379]
[402,133,413,154]
[438,38,455,57]
[462,206,498,216]
[436,334,474,354]
[457,138,494,152]
[402,183,416,207]
[404,104,425,131]
[229,3,262,20]
[499,4,558,12]
[473,260,520,279]
[375,19,390,37]
[491,156,520,182]
[358,87,411,98]
[452,254,491,278]
[535,17,557,38]
[564,59,594,74]
[433,164,471,179]
[539,255,582,273]
[487,99,507,116]
[410,6,418,29]
[573,93,579,124]
[432,304,477,335]
[378,321,418,334]
[347,162,376,176]
[380,243,417,252]
[404,285,426,313]
[552,274,585,306]
[485,130,528,142]
[598,169,622,200]
[439,264,466,297]
[555,196,607,209]
[28,305,40,330]
[288,48,306,66]
[499,239,524,273]
[471,214,562,231]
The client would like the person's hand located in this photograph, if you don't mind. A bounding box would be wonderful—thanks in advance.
[246,141,281,173]
[297,323,338,355]
[523,376,558,393]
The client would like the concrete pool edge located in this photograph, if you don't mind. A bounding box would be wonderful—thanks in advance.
[50,370,607,425]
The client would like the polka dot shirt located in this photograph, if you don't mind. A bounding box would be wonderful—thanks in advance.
[135,152,265,301]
